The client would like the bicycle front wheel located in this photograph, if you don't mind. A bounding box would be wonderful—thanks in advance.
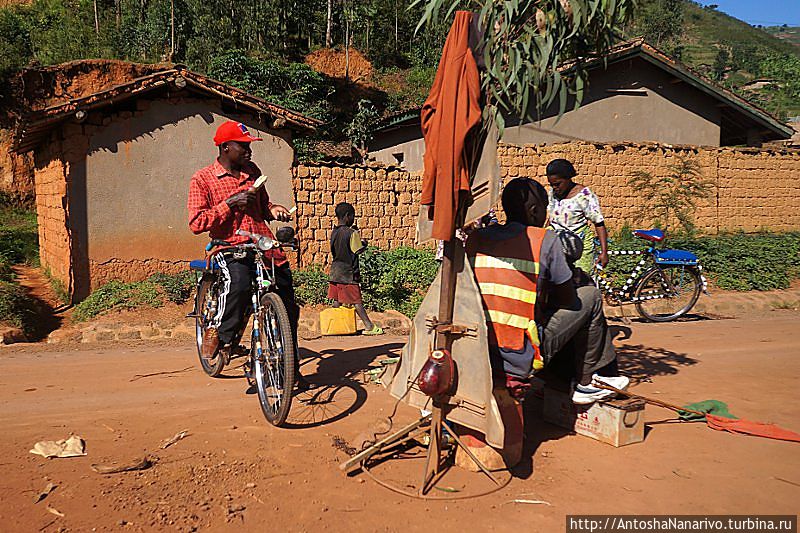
[634,266,702,322]
[252,292,296,427]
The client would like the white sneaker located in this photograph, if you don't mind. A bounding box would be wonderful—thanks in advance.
[591,374,630,391]
[571,382,615,405]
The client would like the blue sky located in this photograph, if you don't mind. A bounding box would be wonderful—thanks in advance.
[696,1,800,26]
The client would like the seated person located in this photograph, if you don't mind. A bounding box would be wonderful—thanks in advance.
[465,178,628,404]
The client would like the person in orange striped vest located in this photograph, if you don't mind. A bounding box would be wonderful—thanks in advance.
[465,178,629,404]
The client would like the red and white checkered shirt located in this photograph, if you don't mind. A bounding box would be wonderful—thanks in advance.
[188,159,287,265]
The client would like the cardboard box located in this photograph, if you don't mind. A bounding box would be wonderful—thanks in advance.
[543,386,645,447]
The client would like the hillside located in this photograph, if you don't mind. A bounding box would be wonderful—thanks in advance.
[680,4,800,67]
[629,1,800,119]
[765,26,800,49]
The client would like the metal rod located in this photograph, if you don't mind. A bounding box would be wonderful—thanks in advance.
[339,415,431,474]
[441,420,501,486]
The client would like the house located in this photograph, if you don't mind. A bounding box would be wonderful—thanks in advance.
[369,39,794,171]
[13,63,321,301]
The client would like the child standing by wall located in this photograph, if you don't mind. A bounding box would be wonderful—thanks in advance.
[328,202,383,335]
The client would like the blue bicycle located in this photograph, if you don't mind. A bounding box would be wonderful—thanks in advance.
[591,228,708,322]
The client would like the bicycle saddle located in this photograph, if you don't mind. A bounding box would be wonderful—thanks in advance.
[632,228,665,242]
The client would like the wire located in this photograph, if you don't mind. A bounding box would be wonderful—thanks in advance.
[361,456,513,501]
[360,363,428,452]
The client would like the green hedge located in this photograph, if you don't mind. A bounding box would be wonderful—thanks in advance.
[293,246,439,318]
[606,228,800,292]
[670,232,800,291]
[73,272,196,321]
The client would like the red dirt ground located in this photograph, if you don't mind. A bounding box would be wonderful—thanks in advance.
[0,312,798,532]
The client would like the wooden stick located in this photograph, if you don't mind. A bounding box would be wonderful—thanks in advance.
[593,383,705,417]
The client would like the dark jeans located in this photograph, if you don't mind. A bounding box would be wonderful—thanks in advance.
[217,257,299,363]
[539,285,617,385]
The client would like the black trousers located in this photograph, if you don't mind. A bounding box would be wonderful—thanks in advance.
[216,256,299,358]
[539,285,617,384]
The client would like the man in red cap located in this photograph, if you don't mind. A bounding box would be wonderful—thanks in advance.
[188,120,309,389]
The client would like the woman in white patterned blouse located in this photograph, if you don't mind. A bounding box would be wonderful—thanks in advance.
[546,159,609,274]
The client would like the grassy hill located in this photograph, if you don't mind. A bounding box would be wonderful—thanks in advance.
[680,4,799,66]
[764,26,800,49]
[628,1,800,119]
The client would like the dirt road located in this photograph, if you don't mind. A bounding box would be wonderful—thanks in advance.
[1,312,798,532]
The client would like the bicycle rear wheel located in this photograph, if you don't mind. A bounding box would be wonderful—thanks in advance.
[195,277,226,377]
[252,292,296,427]
[634,266,702,322]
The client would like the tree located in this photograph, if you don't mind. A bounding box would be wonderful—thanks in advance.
[640,0,685,48]
[345,99,379,160]
[712,47,729,81]
[628,158,713,233]
[412,0,635,129]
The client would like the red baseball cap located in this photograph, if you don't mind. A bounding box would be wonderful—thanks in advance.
[213,121,263,146]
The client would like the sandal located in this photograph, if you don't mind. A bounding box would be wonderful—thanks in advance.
[362,325,383,336]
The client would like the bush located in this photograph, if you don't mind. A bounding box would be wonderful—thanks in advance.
[73,271,196,321]
[149,271,195,303]
[670,232,800,291]
[0,280,36,332]
[0,207,39,265]
[73,280,163,321]
[0,257,14,283]
[359,245,437,316]
[293,245,439,318]
[606,228,800,292]
[293,264,329,306]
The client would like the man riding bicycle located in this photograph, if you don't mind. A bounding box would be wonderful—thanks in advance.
[187,120,310,390]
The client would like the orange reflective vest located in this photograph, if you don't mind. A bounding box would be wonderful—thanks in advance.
[466,226,546,369]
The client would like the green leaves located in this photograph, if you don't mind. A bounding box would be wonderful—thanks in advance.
[414,0,634,131]
[669,232,800,292]
[207,51,332,121]
[345,99,380,156]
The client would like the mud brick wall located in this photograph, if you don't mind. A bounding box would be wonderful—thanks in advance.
[0,131,34,204]
[292,163,422,267]
[34,136,72,292]
[498,142,800,234]
[499,142,721,233]
[716,148,800,232]
[293,142,800,268]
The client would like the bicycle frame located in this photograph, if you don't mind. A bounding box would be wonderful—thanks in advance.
[593,247,654,303]
[592,240,708,305]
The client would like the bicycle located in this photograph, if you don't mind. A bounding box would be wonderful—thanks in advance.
[590,228,708,322]
[188,227,297,426]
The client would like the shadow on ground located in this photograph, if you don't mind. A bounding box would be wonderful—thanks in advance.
[513,327,698,479]
[283,341,404,429]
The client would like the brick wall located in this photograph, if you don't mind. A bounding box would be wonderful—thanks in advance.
[292,163,422,267]
[34,137,72,293]
[293,141,800,268]
[498,142,800,234]
[33,138,800,297]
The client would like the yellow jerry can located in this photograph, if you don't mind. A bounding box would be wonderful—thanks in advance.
[320,306,357,336]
